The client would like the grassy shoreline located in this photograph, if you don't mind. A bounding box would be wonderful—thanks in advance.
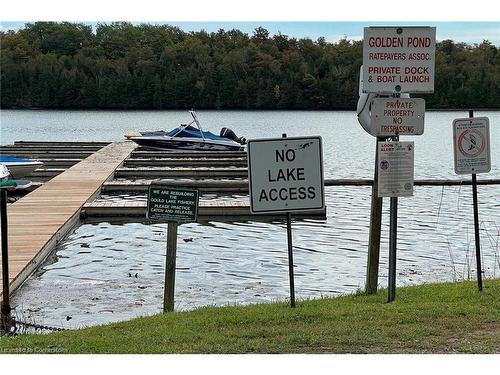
[1,279,499,354]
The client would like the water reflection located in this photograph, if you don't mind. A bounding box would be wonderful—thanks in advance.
[12,185,500,329]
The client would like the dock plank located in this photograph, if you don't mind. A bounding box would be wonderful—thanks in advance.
[81,200,327,221]
[0,141,136,294]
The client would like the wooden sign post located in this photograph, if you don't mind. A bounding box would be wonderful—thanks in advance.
[164,222,179,312]
[147,184,199,312]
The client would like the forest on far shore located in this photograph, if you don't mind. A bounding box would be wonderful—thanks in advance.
[1,22,499,110]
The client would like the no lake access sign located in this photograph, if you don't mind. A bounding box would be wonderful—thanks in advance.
[248,136,324,213]
[363,26,436,94]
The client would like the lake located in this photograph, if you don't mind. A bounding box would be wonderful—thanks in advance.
[1,109,499,329]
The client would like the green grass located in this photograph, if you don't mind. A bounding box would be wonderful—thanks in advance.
[1,280,499,354]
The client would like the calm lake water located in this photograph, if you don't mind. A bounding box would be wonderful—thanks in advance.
[1,109,499,329]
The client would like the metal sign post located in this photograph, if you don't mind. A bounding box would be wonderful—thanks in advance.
[387,134,399,303]
[282,134,296,308]
[286,212,296,308]
[146,185,199,312]
[247,134,324,308]
[378,138,415,302]
[452,111,491,291]
[469,110,483,291]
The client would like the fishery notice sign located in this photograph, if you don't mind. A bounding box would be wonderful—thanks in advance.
[378,141,415,197]
[147,185,199,222]
[371,98,425,136]
[453,117,491,174]
[248,136,324,213]
[363,26,436,94]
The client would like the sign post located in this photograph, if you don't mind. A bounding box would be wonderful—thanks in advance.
[453,112,491,291]
[365,136,385,294]
[164,221,178,312]
[147,185,199,312]
[360,25,435,300]
[377,139,415,302]
[388,178,398,303]
[248,135,324,307]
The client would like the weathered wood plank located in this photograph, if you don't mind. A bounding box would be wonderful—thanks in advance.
[81,200,326,221]
[0,141,136,293]
[124,158,247,167]
[115,167,248,178]
[14,141,110,147]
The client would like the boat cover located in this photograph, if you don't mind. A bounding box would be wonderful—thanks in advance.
[142,127,224,141]
[0,155,39,163]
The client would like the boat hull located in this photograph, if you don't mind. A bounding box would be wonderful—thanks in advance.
[2,162,43,179]
[130,137,245,152]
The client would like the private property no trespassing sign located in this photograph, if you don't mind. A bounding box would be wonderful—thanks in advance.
[363,26,436,94]
[371,97,425,136]
[247,136,324,214]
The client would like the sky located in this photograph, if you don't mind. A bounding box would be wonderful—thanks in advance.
[1,0,499,45]
[1,21,499,45]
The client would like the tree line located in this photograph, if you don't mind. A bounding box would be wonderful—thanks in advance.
[1,22,499,110]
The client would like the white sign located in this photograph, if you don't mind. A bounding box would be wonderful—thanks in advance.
[371,98,425,136]
[363,26,436,94]
[248,137,324,213]
[378,141,415,197]
[453,117,491,174]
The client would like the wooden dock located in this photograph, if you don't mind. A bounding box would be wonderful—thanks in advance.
[0,142,110,184]
[3,140,500,302]
[0,141,136,294]
[82,200,326,221]
[114,167,248,178]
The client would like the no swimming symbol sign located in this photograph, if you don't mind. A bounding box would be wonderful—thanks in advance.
[453,117,491,175]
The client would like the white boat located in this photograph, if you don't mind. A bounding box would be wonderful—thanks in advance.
[125,111,246,151]
[0,156,43,179]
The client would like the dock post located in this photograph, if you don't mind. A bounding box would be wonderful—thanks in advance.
[1,189,11,317]
[365,137,385,294]
[163,222,178,312]
[1,189,13,333]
